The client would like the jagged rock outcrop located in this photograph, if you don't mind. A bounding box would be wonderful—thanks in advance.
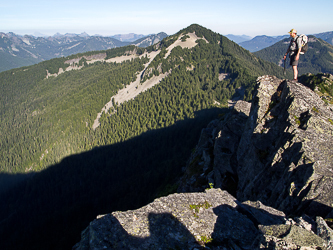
[74,75,333,249]
[238,75,333,217]
[179,75,333,219]
[178,100,251,195]
[73,188,329,249]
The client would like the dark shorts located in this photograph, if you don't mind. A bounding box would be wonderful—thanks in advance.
[290,54,299,66]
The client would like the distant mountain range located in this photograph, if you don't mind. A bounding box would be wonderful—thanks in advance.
[315,31,333,45]
[224,34,252,43]
[111,33,145,42]
[0,32,168,72]
[238,31,333,52]
[1,30,332,74]
[239,35,289,52]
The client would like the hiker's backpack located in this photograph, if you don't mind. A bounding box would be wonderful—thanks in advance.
[297,34,308,54]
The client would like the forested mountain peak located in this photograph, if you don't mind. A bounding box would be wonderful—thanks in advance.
[0,24,289,250]
[91,31,205,129]
[0,23,288,178]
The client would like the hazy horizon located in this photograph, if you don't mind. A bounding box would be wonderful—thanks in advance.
[1,0,332,38]
[1,29,332,40]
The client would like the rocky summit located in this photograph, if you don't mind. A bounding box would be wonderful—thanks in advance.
[74,76,333,249]
[179,75,333,218]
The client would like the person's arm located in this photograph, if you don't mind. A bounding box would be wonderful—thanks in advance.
[283,48,290,60]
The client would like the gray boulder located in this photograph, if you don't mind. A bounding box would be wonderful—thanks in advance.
[73,189,258,249]
[73,189,326,249]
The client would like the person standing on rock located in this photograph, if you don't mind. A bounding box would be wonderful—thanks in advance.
[283,29,302,81]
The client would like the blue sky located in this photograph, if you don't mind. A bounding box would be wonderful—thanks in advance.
[1,0,332,37]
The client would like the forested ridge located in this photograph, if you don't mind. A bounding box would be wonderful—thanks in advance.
[0,55,148,175]
[0,24,288,250]
[0,24,286,179]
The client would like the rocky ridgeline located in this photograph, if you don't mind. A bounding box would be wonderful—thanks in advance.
[179,75,333,217]
[74,76,333,249]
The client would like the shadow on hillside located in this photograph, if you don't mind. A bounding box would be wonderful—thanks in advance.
[0,172,35,195]
[0,107,226,250]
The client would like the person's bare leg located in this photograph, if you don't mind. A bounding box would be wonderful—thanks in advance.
[292,65,298,80]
